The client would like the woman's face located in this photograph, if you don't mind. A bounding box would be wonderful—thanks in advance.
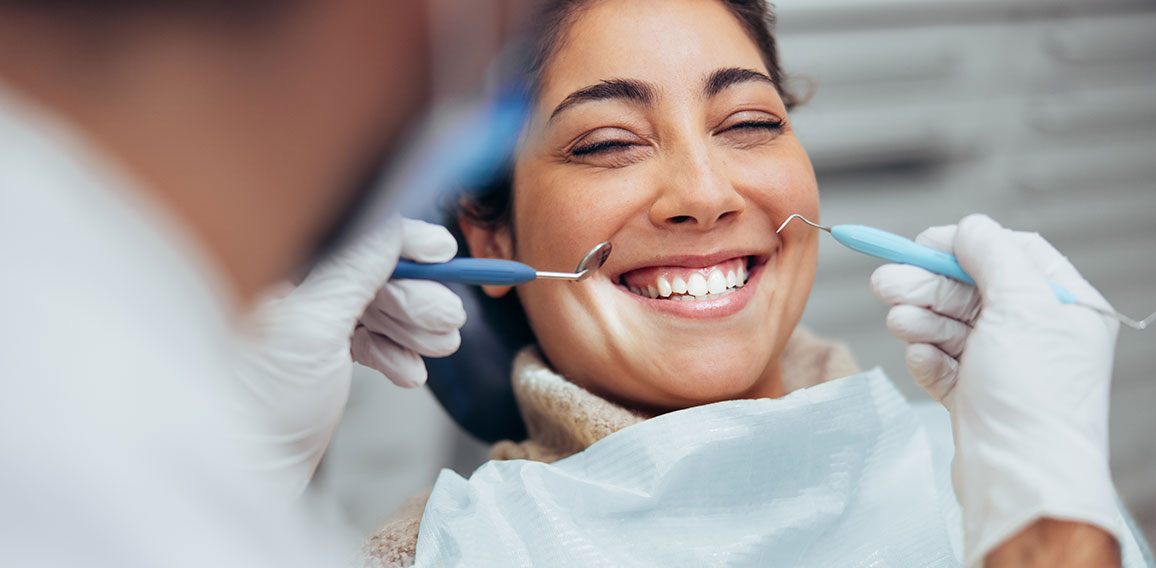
[472,0,820,411]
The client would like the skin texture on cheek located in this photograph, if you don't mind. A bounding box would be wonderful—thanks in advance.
[509,169,661,405]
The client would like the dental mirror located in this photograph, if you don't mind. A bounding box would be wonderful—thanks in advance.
[392,241,613,286]
[535,241,613,282]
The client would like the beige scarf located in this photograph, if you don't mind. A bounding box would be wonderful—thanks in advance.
[363,327,860,567]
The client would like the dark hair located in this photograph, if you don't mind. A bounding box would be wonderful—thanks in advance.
[450,0,797,351]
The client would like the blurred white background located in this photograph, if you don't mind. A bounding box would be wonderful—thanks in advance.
[311,0,1156,551]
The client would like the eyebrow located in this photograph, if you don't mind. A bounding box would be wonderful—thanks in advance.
[547,67,775,122]
[703,67,775,98]
[548,78,657,121]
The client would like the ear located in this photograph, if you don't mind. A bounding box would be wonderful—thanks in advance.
[458,212,515,298]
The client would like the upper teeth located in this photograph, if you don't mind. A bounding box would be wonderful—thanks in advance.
[627,263,748,300]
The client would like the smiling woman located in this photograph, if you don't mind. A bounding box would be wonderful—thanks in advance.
[361,0,860,565]
[459,0,831,413]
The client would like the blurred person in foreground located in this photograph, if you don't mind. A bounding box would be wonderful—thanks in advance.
[0,1,527,566]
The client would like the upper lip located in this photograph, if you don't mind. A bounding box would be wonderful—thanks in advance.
[607,249,772,283]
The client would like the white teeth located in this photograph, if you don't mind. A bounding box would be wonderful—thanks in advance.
[656,276,672,297]
[707,270,727,294]
[625,259,754,300]
[687,273,708,297]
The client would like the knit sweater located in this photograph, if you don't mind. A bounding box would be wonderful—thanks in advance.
[361,327,859,567]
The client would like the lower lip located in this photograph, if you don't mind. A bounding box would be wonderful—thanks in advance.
[616,260,768,319]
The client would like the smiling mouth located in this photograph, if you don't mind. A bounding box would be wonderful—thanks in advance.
[618,256,754,301]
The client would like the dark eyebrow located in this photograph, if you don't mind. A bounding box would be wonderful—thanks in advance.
[548,78,657,121]
[704,67,775,98]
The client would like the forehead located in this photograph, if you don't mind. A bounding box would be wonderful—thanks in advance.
[538,0,768,103]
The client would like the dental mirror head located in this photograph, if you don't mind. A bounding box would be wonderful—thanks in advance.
[536,241,613,282]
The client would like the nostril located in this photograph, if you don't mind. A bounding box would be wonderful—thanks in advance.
[668,215,693,224]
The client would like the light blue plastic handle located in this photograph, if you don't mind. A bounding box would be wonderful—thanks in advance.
[830,224,1076,305]
[392,258,537,286]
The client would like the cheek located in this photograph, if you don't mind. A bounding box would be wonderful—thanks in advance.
[726,142,820,220]
[730,144,820,338]
[511,165,642,265]
[783,239,819,314]
[516,273,616,395]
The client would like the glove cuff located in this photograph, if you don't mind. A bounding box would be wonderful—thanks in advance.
[953,414,1124,566]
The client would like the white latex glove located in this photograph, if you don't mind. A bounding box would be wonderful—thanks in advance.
[232,217,465,500]
[869,214,1123,566]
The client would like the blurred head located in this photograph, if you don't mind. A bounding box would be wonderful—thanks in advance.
[0,0,527,303]
[459,0,821,412]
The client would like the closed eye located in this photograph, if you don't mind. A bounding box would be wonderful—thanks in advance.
[571,139,637,156]
[725,119,783,133]
[717,118,784,149]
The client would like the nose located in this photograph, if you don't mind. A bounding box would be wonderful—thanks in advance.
[648,149,745,231]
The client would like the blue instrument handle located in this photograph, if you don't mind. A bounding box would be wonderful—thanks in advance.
[392,258,538,286]
[830,224,1076,305]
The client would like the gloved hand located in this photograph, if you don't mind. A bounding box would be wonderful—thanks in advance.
[231,217,466,501]
[869,214,1123,565]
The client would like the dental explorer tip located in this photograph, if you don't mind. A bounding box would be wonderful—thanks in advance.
[776,214,831,234]
[1134,309,1156,331]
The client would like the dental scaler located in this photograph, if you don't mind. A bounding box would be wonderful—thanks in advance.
[776,214,1155,331]
[392,241,612,286]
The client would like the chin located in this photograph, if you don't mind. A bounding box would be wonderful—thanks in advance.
[628,355,779,411]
